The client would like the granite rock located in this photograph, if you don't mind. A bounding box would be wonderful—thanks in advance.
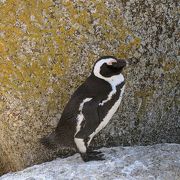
[0,0,179,174]
[1,144,180,180]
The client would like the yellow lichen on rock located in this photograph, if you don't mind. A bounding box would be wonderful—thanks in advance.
[0,0,141,174]
[0,0,140,105]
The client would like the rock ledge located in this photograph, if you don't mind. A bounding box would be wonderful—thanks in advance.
[1,143,180,180]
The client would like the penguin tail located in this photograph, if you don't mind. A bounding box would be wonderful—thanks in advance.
[40,132,57,149]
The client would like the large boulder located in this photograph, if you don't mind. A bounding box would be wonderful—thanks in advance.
[1,144,180,180]
[0,0,179,175]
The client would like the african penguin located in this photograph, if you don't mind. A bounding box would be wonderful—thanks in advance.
[41,56,126,162]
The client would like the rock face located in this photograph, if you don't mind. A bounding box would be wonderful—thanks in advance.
[0,0,179,175]
[1,144,180,180]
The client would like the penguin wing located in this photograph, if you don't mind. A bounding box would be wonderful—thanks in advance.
[75,98,100,139]
[60,95,82,122]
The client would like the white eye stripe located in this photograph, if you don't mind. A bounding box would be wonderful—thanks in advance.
[93,58,116,77]
[93,58,124,87]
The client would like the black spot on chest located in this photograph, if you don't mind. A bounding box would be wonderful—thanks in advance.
[98,82,125,121]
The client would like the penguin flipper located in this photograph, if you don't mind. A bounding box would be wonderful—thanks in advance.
[75,99,100,139]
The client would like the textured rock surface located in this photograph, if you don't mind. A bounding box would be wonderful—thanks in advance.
[1,144,180,180]
[0,0,179,175]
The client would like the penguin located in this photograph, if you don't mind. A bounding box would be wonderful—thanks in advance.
[41,56,126,162]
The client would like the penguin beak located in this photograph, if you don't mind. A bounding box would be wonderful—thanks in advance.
[118,59,126,68]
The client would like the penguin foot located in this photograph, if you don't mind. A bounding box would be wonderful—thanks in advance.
[81,151,105,162]
[87,150,103,155]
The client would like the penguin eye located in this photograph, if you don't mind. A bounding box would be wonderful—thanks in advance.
[106,60,117,66]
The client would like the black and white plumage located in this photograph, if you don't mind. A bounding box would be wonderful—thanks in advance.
[41,56,126,161]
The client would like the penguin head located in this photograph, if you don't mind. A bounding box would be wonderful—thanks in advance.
[93,56,126,79]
